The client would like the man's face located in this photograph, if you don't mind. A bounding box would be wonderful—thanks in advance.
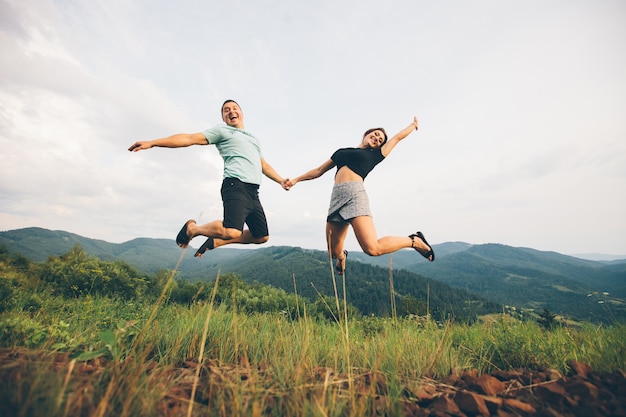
[221,101,244,128]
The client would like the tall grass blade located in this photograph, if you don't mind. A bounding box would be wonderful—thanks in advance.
[187,270,221,417]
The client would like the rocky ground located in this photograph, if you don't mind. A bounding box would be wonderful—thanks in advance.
[401,360,626,416]
[1,348,624,416]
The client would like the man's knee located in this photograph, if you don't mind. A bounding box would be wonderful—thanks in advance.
[253,235,269,245]
[223,228,243,240]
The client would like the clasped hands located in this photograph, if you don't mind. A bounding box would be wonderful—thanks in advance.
[281,179,294,191]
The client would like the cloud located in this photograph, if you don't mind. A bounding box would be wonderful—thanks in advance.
[1,0,625,256]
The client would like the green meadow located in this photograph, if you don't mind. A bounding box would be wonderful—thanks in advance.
[1,246,624,416]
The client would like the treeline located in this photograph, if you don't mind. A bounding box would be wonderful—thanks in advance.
[1,244,504,323]
[193,246,503,322]
[0,245,575,331]
[0,245,356,321]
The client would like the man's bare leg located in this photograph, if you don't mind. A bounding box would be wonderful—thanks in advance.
[185,220,268,257]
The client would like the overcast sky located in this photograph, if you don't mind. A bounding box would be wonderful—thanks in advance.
[1,0,625,258]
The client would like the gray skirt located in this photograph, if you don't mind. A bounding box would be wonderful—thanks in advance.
[326,181,372,224]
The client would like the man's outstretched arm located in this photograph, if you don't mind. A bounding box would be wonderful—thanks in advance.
[128,132,207,152]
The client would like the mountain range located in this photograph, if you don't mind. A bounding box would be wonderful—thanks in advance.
[1,227,625,323]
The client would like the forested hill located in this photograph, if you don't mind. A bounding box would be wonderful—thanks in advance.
[0,227,497,320]
[2,227,625,323]
[405,243,626,323]
[184,245,502,320]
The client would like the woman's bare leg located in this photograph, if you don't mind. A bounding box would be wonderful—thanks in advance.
[326,221,350,259]
[350,216,430,257]
[326,221,350,274]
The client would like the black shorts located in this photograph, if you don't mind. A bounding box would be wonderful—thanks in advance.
[221,177,269,238]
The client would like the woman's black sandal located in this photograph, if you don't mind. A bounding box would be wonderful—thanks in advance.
[409,231,435,262]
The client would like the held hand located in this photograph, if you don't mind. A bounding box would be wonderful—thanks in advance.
[412,116,419,131]
[283,178,297,190]
[128,141,151,152]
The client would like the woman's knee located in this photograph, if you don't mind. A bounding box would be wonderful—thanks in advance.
[361,244,382,257]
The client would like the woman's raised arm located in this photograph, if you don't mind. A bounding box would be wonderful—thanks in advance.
[381,116,419,157]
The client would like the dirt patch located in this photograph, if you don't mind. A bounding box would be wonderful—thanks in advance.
[402,360,626,416]
[1,348,624,416]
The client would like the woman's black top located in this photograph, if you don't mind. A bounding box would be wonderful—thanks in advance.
[330,147,385,180]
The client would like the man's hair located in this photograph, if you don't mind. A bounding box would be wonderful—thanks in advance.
[221,99,240,112]
[363,127,388,145]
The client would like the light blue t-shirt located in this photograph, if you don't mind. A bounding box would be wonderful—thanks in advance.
[202,124,263,185]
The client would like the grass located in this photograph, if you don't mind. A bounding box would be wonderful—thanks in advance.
[1,251,624,417]
[1,287,625,417]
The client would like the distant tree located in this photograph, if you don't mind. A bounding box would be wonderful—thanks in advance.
[38,245,148,299]
[169,279,207,304]
[0,245,9,260]
[397,294,428,317]
[537,308,558,330]
[147,270,177,300]
[0,277,15,313]
[10,253,32,272]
